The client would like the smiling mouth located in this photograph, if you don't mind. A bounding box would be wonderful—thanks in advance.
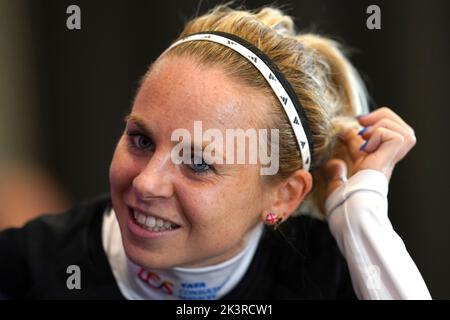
[129,208,181,232]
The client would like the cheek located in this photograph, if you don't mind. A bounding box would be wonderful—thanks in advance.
[178,168,263,236]
[109,140,139,194]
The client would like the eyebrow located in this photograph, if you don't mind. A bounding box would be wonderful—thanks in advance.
[124,114,155,138]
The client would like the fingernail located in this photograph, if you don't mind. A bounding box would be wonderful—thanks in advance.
[356,114,367,120]
[360,140,368,151]
[358,127,368,136]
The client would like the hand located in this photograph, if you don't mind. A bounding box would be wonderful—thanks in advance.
[323,107,417,198]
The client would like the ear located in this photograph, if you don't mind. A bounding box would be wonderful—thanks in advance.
[264,169,313,220]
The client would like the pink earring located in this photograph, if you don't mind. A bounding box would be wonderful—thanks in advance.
[265,212,283,229]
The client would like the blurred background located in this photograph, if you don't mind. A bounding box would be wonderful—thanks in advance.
[0,0,449,298]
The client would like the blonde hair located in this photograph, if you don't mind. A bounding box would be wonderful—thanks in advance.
[163,3,370,218]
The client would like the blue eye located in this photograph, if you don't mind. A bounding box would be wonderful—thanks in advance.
[127,133,154,151]
[189,157,212,174]
[135,135,152,149]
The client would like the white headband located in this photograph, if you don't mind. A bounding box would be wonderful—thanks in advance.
[165,31,313,171]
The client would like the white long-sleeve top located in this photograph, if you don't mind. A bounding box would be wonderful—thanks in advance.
[325,169,432,299]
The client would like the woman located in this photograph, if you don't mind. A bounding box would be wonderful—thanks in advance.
[0,5,431,299]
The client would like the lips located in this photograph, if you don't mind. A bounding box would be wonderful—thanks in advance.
[133,209,179,232]
[126,205,181,236]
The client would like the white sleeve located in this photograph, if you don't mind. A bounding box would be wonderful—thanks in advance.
[325,169,432,300]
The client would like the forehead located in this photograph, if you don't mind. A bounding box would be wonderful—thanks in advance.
[132,56,268,133]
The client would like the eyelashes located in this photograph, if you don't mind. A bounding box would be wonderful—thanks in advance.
[188,156,212,175]
[125,131,214,176]
[127,132,154,151]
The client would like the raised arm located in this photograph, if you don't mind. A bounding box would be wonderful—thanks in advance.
[322,107,431,299]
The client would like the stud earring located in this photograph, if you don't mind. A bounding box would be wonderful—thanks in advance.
[265,212,283,229]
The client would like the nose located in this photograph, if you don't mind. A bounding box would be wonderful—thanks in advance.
[132,151,175,200]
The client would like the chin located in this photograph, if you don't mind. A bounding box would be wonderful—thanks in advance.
[120,233,184,269]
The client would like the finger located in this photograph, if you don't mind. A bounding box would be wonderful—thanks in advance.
[358,107,415,135]
[360,126,407,162]
[323,158,348,197]
[360,118,412,142]
[339,128,365,162]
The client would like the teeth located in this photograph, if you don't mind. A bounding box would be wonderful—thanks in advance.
[133,210,177,232]
[137,214,146,225]
[145,216,156,228]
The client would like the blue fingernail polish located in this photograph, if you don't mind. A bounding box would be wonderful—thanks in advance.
[358,127,368,135]
[360,140,368,151]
